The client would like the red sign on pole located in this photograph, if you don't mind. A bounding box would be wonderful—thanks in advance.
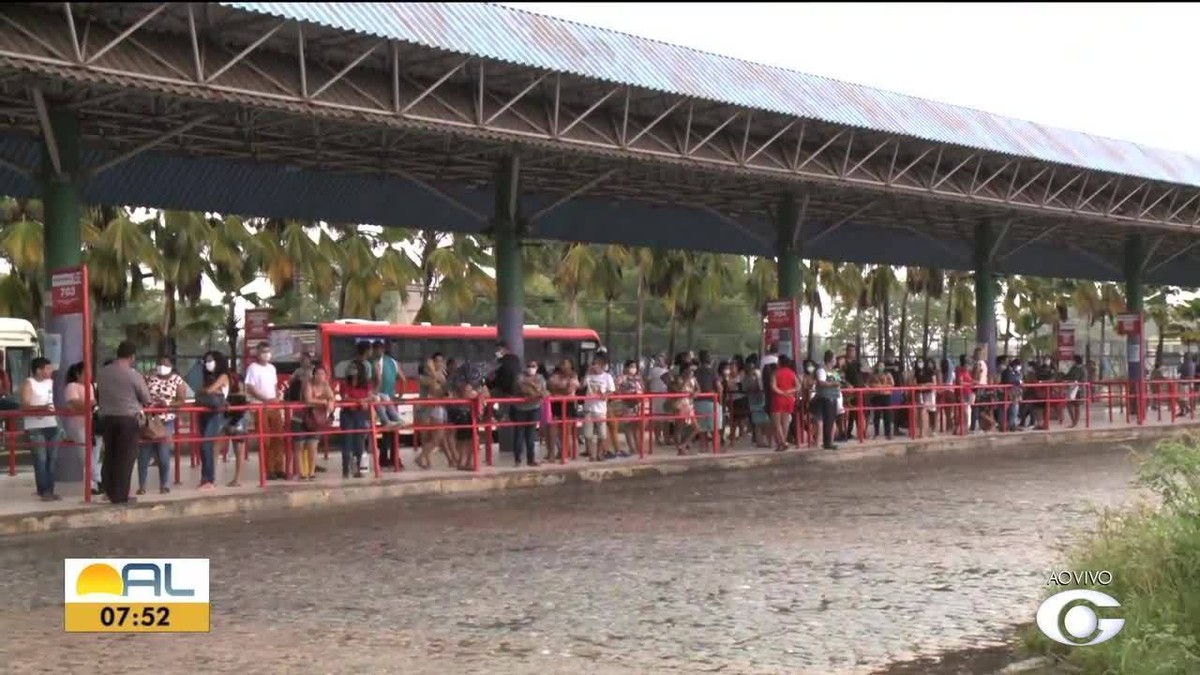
[1116,313,1142,337]
[1056,327,1076,361]
[762,298,800,365]
[243,308,272,369]
[50,266,85,316]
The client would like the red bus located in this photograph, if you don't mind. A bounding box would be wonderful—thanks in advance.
[268,321,601,426]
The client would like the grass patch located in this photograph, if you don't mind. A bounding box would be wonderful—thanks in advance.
[1022,432,1200,674]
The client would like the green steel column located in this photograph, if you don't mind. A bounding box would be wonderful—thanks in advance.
[974,219,998,369]
[775,192,801,301]
[42,107,82,277]
[1124,233,1145,385]
[494,152,525,360]
[41,105,86,482]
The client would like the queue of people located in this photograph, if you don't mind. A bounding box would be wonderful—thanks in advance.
[14,335,1197,504]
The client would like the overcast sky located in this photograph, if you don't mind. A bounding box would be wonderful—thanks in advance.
[505,2,1200,157]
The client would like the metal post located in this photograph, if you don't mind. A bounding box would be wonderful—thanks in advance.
[42,103,87,484]
[775,192,802,302]
[494,152,525,361]
[1124,233,1146,421]
[974,219,998,369]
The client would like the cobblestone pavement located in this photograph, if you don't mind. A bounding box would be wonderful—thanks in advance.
[0,443,1142,675]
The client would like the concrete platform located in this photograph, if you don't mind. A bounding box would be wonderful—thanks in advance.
[1,415,1192,536]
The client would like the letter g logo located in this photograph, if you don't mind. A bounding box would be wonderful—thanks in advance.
[1036,589,1125,646]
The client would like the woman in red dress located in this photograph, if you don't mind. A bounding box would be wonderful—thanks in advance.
[769,355,799,452]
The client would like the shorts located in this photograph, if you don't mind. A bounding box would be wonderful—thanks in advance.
[581,414,608,440]
[919,391,936,412]
[291,420,316,444]
[446,406,473,440]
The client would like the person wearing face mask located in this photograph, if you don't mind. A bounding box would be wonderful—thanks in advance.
[196,351,231,489]
[614,360,644,456]
[511,360,546,467]
[243,342,286,479]
[138,356,185,495]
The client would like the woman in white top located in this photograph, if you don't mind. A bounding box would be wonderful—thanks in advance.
[21,357,60,501]
[62,361,101,496]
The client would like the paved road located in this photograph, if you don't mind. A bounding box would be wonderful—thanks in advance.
[0,444,1142,675]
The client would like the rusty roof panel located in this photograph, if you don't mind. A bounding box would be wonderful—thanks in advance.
[218,2,1200,187]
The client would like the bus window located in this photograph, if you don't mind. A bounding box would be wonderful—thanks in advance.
[578,340,599,369]
[397,338,423,380]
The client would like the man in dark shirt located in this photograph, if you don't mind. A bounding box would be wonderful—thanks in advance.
[841,343,865,439]
[96,341,151,504]
[488,341,522,460]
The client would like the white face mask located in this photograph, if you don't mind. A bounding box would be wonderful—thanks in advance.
[260,353,272,363]
[157,365,171,377]
[205,361,216,373]
[806,365,815,374]
[526,367,537,375]
[495,351,504,360]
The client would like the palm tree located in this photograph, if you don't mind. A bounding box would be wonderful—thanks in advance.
[1145,286,1178,367]
[1095,283,1124,378]
[591,244,631,348]
[555,243,597,327]
[942,271,974,360]
[675,252,734,350]
[149,210,210,356]
[865,265,899,358]
[744,256,776,316]
[206,215,261,368]
[0,197,45,322]
[908,267,944,358]
[632,247,657,361]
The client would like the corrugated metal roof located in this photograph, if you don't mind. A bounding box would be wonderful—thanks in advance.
[218,2,1200,188]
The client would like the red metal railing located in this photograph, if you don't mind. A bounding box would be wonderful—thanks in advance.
[9,379,1200,503]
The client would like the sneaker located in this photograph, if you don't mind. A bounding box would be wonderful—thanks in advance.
[159,487,170,494]
[823,444,839,451]
[352,471,364,479]
[342,471,351,479]
[39,494,56,502]
[136,488,146,496]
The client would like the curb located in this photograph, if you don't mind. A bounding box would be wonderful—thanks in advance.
[3,423,1190,536]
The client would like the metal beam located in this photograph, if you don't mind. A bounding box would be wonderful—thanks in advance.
[997,221,1065,262]
[0,154,33,179]
[84,114,218,178]
[529,168,618,222]
[308,41,381,100]
[85,3,168,64]
[31,87,62,178]
[805,200,877,246]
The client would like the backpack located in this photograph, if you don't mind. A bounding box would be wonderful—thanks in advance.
[284,376,305,403]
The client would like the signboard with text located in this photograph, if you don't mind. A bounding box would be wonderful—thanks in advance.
[762,299,800,364]
[50,267,85,316]
[242,308,272,369]
[1056,327,1076,361]
[1116,313,1142,337]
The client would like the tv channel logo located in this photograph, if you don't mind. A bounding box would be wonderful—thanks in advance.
[64,558,210,633]
[1036,589,1125,646]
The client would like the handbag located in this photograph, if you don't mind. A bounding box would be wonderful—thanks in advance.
[302,407,329,432]
[141,415,167,441]
[196,390,227,411]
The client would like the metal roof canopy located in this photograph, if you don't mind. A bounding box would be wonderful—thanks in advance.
[0,2,1197,286]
